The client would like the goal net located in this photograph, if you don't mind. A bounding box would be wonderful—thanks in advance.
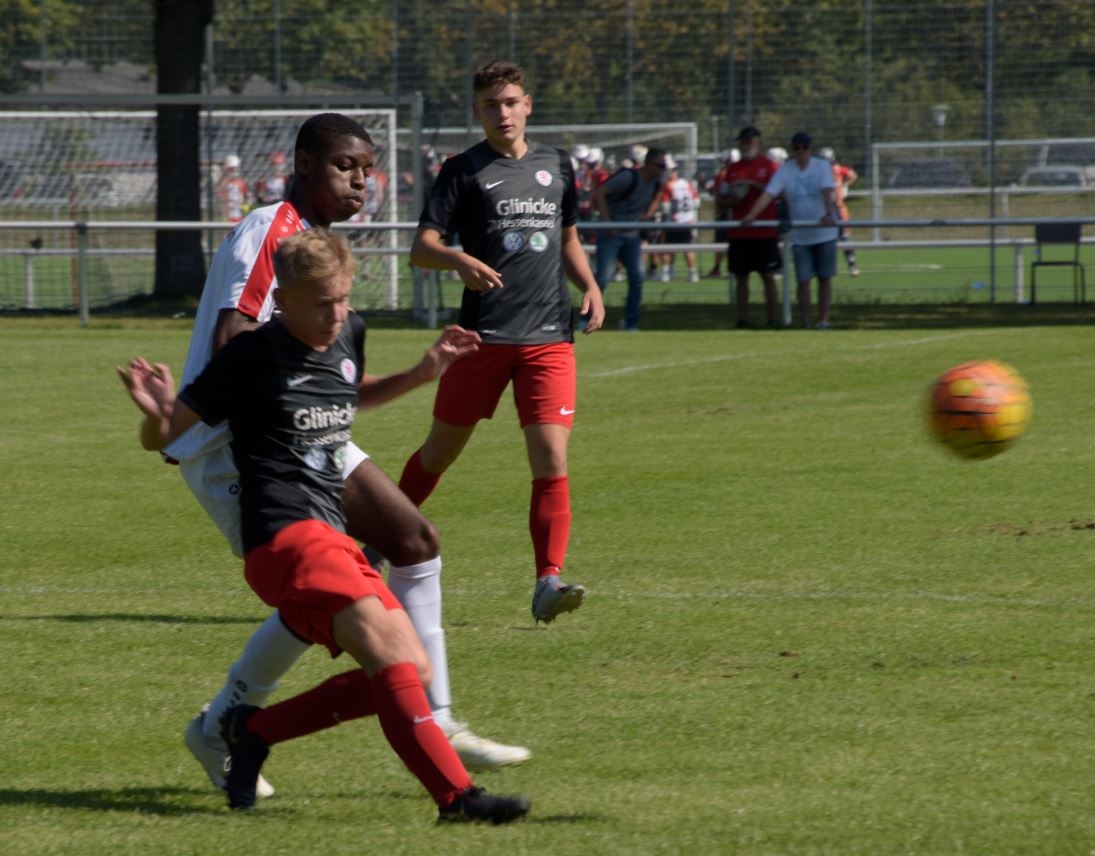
[0,108,398,310]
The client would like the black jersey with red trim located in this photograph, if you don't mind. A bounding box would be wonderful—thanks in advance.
[420,140,578,345]
[178,313,366,553]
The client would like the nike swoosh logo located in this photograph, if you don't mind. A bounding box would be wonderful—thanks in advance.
[560,406,576,416]
[413,715,434,725]
[485,180,505,190]
[287,374,313,387]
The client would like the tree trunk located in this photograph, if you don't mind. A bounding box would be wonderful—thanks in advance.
[153,0,213,300]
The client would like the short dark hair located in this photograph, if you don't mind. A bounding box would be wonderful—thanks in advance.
[644,146,667,165]
[474,59,526,94]
[295,113,372,160]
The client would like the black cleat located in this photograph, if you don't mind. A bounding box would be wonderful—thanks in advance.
[438,786,531,825]
[220,704,269,811]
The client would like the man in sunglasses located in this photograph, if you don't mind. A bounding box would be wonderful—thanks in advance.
[742,131,839,329]
[591,147,669,331]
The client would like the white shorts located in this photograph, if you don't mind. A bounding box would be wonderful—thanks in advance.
[179,441,369,558]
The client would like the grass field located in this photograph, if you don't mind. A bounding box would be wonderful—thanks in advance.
[3,313,1095,854]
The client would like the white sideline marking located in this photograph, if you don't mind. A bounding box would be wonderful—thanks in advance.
[587,329,1005,378]
[606,587,1095,611]
[4,583,1090,613]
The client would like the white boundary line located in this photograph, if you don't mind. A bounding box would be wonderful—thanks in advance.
[3,583,1092,612]
[586,329,1008,378]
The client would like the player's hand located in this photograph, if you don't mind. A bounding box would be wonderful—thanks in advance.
[579,285,605,334]
[117,356,174,418]
[455,257,504,292]
[420,325,482,377]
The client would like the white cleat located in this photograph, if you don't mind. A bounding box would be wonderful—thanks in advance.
[442,721,532,771]
[531,575,587,624]
[185,708,275,799]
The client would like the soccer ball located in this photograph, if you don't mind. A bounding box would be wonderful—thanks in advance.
[927,360,1032,460]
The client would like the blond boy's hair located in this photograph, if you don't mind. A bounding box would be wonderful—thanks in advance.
[273,228,356,290]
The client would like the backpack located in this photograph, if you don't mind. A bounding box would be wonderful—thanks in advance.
[608,167,662,204]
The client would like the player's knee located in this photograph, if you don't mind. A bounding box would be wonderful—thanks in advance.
[415,655,433,689]
[385,517,440,566]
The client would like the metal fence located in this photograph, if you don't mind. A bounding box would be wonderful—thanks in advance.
[5,217,1092,327]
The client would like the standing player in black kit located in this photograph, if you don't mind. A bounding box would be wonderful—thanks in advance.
[398,59,605,624]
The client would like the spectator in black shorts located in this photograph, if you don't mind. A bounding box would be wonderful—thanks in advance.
[719,126,782,328]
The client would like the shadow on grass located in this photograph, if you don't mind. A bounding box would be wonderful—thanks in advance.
[0,613,263,625]
[0,786,223,816]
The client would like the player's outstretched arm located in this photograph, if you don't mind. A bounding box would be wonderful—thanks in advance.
[356,325,481,410]
[116,357,200,451]
[410,226,503,292]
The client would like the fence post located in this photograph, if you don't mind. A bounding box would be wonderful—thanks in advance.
[780,238,793,328]
[427,270,439,330]
[23,249,35,309]
[1013,240,1024,304]
[77,222,89,327]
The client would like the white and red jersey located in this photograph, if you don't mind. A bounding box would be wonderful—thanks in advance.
[661,176,700,224]
[165,200,310,462]
[218,176,251,223]
[832,163,856,218]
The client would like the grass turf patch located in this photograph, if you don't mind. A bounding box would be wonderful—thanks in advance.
[2,318,1095,854]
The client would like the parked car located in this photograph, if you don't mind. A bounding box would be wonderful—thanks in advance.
[884,159,972,189]
[1018,165,1089,188]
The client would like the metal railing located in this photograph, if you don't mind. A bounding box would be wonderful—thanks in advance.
[1,217,1092,327]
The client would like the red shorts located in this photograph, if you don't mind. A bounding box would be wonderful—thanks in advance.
[244,519,402,657]
[433,342,577,429]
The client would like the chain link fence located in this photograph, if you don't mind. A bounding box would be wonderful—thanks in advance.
[1,0,1093,313]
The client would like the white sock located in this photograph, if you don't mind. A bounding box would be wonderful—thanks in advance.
[201,612,311,742]
[387,556,453,726]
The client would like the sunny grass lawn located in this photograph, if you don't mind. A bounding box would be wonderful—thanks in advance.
[2,317,1095,854]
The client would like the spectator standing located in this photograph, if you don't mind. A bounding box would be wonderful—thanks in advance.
[819,146,860,276]
[254,151,288,206]
[743,131,839,329]
[658,156,700,282]
[216,154,250,223]
[591,146,668,331]
[718,126,782,328]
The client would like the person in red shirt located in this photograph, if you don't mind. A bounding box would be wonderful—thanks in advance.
[819,146,860,276]
[716,126,782,328]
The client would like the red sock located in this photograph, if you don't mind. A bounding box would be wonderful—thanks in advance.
[398,449,443,508]
[246,670,375,746]
[530,475,571,578]
[373,662,471,807]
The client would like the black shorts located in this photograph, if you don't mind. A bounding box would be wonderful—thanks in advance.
[727,239,782,276]
[662,227,694,246]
